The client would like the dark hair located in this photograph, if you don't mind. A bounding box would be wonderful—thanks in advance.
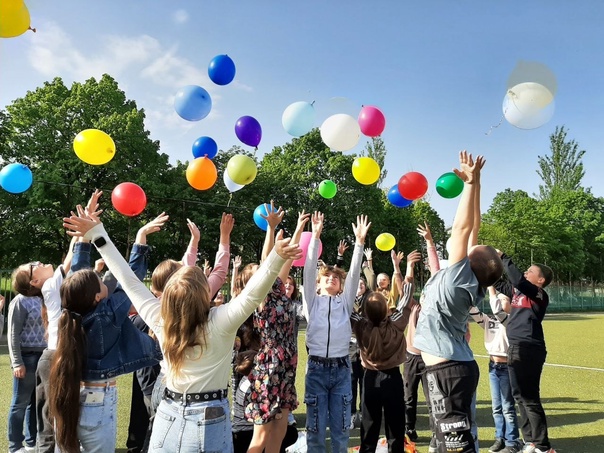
[468,245,503,287]
[233,263,258,297]
[50,269,100,453]
[535,263,553,288]
[364,292,388,325]
[234,349,257,376]
[151,259,182,294]
[11,264,42,297]
[286,275,299,301]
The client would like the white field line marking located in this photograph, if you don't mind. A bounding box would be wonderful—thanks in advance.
[474,354,604,372]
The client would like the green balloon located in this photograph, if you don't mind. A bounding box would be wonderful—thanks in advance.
[318,179,337,199]
[436,172,463,198]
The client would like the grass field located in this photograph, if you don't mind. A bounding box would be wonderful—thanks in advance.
[0,313,602,452]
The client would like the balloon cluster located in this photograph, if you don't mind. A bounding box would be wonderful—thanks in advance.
[0,0,34,38]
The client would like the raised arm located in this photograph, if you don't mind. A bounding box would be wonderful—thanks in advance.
[135,212,169,246]
[230,255,242,296]
[449,152,485,265]
[417,222,440,276]
[303,211,324,314]
[391,250,404,295]
[335,240,349,268]
[343,215,371,310]
[260,201,284,262]
[207,213,233,297]
[363,247,377,291]
[182,218,200,266]
[468,159,484,248]
[278,210,309,283]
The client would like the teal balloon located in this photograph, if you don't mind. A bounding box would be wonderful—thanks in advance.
[435,172,464,198]
[282,101,316,136]
[0,163,33,194]
[318,180,337,199]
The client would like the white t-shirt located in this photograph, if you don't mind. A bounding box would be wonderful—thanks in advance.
[41,266,64,350]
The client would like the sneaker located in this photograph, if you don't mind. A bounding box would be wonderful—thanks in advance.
[522,443,536,453]
[535,449,556,453]
[405,428,418,442]
[500,446,520,453]
[24,448,36,453]
[428,435,438,453]
[489,438,505,452]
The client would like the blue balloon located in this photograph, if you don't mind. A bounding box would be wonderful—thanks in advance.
[387,185,412,208]
[174,85,212,121]
[253,204,277,231]
[282,101,316,136]
[192,136,218,159]
[208,54,236,86]
[0,163,33,194]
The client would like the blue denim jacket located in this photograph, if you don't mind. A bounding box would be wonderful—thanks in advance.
[70,242,162,380]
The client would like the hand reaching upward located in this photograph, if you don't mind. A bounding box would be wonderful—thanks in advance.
[352,215,371,245]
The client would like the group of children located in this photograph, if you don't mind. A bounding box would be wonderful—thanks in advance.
[5,151,556,453]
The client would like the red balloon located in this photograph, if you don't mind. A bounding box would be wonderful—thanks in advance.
[111,182,147,216]
[398,172,428,200]
[358,106,386,137]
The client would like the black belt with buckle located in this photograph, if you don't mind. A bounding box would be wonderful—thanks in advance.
[164,388,228,403]
[309,355,348,366]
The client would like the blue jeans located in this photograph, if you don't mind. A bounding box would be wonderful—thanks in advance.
[304,356,352,453]
[8,351,41,452]
[78,384,118,453]
[489,361,519,446]
[150,397,233,452]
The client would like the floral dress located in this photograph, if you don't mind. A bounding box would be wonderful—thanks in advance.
[244,277,298,424]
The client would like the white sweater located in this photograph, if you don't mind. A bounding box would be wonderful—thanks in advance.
[85,223,285,394]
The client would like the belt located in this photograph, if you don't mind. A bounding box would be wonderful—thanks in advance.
[81,380,117,388]
[490,356,508,364]
[164,388,228,403]
[308,355,348,366]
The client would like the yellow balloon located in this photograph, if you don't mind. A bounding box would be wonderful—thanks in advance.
[352,157,380,185]
[73,129,116,165]
[375,233,396,252]
[227,154,257,185]
[0,1,30,38]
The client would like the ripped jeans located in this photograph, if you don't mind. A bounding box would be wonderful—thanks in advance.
[304,356,352,453]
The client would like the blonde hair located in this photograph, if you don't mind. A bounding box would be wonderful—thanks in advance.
[151,259,183,294]
[232,263,258,297]
[160,266,211,378]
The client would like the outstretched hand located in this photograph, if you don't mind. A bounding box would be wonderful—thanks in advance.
[274,230,303,261]
[391,250,404,267]
[261,201,284,230]
[85,189,103,218]
[311,211,324,238]
[406,250,422,266]
[187,218,201,245]
[453,151,485,185]
[352,215,371,244]
[417,222,433,243]
[136,212,169,245]
[63,205,101,237]
[295,210,311,233]
[337,240,349,256]
[220,213,235,240]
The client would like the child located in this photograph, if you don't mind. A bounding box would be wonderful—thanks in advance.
[351,249,420,452]
[303,212,371,453]
[469,288,520,453]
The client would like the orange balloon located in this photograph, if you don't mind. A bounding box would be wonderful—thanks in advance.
[186,157,217,190]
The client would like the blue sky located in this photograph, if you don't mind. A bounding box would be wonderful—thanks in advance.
[2,1,604,225]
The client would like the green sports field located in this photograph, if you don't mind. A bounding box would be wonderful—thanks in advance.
[0,313,602,452]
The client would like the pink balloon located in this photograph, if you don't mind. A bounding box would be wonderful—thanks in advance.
[292,231,323,267]
[358,106,386,137]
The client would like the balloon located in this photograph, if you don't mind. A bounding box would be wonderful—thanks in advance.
[223,171,244,193]
[253,203,278,231]
[174,85,212,121]
[318,180,337,199]
[0,1,30,38]
[398,172,428,200]
[186,157,218,190]
[503,92,555,130]
[507,82,554,112]
[435,172,464,199]
[507,61,557,99]
[192,136,218,159]
[358,106,386,137]
[446,238,452,254]
[0,163,33,194]
[375,233,396,252]
[387,185,412,208]
[352,157,380,185]
[292,231,323,267]
[235,116,262,148]
[282,101,316,137]
[208,54,236,86]
[320,114,361,151]
[111,182,146,217]
[226,154,257,185]
[73,129,116,165]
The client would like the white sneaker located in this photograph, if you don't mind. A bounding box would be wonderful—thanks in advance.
[522,443,536,453]
[535,449,556,453]
[24,448,36,453]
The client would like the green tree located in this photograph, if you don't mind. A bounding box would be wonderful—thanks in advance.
[537,125,586,199]
[361,136,388,185]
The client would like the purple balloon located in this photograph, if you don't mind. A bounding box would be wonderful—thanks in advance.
[235,116,262,148]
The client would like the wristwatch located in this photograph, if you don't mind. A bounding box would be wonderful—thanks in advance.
[93,236,107,248]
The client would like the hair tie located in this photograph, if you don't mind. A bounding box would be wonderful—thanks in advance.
[63,308,82,320]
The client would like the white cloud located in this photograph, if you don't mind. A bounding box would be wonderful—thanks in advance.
[172,9,189,24]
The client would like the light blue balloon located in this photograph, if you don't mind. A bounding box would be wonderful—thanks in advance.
[174,85,212,121]
[282,101,316,137]
[0,163,33,194]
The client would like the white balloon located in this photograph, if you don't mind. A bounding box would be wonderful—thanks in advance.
[282,101,315,137]
[320,113,361,151]
[503,92,555,130]
[445,238,452,254]
[223,170,244,193]
[507,82,554,112]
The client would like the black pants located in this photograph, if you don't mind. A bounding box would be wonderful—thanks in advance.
[232,424,299,453]
[508,344,550,450]
[425,360,479,453]
[126,373,150,453]
[403,352,431,431]
[35,349,55,453]
[360,367,406,453]
[351,357,364,414]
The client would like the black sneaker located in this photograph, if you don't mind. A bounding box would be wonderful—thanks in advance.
[405,428,418,442]
[489,438,506,452]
